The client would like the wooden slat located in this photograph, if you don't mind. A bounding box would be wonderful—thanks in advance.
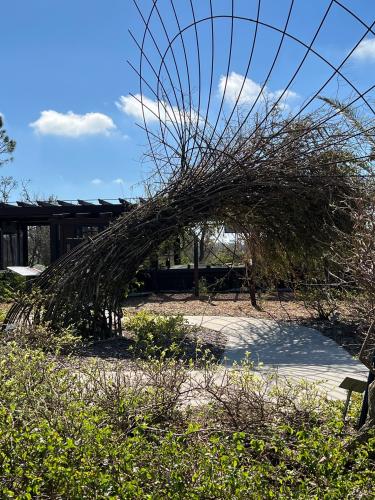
[17,201,35,208]
[98,199,114,206]
[52,213,71,219]
[78,199,95,206]
[119,198,133,209]
[37,201,57,208]
[57,200,76,206]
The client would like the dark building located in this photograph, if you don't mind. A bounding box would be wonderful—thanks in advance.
[0,198,136,269]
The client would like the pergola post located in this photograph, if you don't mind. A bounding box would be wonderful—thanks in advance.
[21,224,28,266]
[0,224,3,270]
[50,224,60,263]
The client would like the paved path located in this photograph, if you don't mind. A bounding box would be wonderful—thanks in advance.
[186,316,368,400]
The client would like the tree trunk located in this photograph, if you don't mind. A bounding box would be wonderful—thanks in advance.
[245,261,257,307]
[194,234,199,297]
[199,225,207,263]
[249,279,257,307]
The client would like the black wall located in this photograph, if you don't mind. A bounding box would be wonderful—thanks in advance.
[135,266,246,293]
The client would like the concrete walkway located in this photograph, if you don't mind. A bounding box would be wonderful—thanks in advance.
[186,316,368,400]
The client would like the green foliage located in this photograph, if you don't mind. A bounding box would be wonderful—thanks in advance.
[0,305,8,324]
[124,311,192,358]
[0,116,16,167]
[1,322,82,354]
[198,276,209,295]
[0,344,374,498]
[207,245,244,266]
[123,273,145,298]
[0,272,25,302]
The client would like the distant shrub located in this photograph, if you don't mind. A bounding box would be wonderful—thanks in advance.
[0,308,7,324]
[296,283,345,321]
[198,276,209,296]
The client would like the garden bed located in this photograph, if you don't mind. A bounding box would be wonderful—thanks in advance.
[78,325,227,363]
[123,292,363,357]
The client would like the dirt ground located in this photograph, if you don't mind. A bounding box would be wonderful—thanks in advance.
[124,292,312,321]
[0,292,362,358]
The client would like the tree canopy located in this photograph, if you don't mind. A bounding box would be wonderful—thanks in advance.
[0,116,16,167]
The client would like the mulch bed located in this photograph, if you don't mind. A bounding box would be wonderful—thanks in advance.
[78,326,227,363]
[123,292,363,358]
[123,291,311,321]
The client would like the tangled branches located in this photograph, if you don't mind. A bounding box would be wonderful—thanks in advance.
[6,108,368,339]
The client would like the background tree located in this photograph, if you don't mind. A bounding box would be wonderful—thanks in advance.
[0,176,17,203]
[20,181,54,267]
[0,116,15,167]
[0,116,16,203]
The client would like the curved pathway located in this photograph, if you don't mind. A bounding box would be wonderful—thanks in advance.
[186,315,368,400]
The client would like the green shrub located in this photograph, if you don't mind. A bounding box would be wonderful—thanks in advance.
[124,311,193,358]
[1,323,81,354]
[198,276,209,295]
[0,307,7,324]
[0,271,25,302]
[0,344,374,498]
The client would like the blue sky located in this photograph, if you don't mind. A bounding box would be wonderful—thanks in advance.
[1,0,374,202]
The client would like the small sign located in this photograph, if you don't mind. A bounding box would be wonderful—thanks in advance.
[339,377,367,393]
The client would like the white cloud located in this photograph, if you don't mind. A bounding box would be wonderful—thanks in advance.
[352,38,375,61]
[113,178,125,184]
[91,178,103,185]
[219,72,299,108]
[116,94,199,126]
[117,94,161,123]
[30,110,116,137]
[270,89,299,101]
[219,72,262,105]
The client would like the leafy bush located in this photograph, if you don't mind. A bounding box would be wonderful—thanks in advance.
[0,344,374,498]
[1,322,81,354]
[124,311,193,358]
[0,307,7,324]
[0,271,25,302]
[198,276,209,295]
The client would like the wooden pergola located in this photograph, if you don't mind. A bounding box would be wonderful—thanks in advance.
[0,198,136,269]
